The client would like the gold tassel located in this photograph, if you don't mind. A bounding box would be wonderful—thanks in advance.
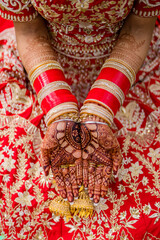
[49,196,72,221]
[71,186,94,218]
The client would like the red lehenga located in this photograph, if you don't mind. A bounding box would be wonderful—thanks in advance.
[0,1,160,239]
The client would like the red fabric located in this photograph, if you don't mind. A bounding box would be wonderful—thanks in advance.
[133,0,160,17]
[0,1,37,21]
[0,16,13,32]
[0,4,160,240]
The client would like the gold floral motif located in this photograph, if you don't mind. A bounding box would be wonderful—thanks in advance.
[0,0,38,21]
[149,81,160,101]
[0,4,160,240]
[31,0,134,58]
[70,0,94,11]
[132,0,160,16]
[0,0,32,13]
[140,0,160,7]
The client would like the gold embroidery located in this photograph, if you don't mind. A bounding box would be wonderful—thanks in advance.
[31,0,134,58]
[0,0,38,21]
[133,152,160,198]
[0,3,160,240]
[132,0,160,17]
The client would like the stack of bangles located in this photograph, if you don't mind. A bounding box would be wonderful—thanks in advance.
[80,57,136,125]
[28,60,79,126]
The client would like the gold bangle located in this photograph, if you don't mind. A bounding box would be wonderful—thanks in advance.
[37,81,71,105]
[46,110,79,126]
[80,104,113,125]
[48,112,80,126]
[30,65,63,87]
[104,58,136,77]
[81,103,113,120]
[80,109,112,125]
[102,62,135,86]
[84,99,114,117]
[102,58,136,86]
[82,103,113,117]
[29,61,63,87]
[91,79,125,105]
[28,60,60,79]
[80,113,107,124]
[46,103,78,121]
[45,102,78,126]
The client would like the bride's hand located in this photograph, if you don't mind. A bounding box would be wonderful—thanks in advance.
[40,120,82,202]
[81,121,122,203]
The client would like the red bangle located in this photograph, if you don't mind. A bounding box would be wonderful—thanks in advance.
[33,69,67,94]
[97,67,130,95]
[41,89,78,114]
[86,88,120,115]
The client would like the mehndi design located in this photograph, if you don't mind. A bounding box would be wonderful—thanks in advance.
[41,120,82,202]
[80,122,122,203]
[41,120,122,204]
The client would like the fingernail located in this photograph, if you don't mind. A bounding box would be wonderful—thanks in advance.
[77,180,82,186]
[89,193,93,198]
[93,195,100,203]
[62,192,67,198]
[94,199,99,203]
[73,189,78,197]
[68,194,73,202]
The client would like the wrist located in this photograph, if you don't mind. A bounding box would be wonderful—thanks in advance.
[46,109,79,126]
[80,102,112,126]
[28,60,79,126]
[81,58,135,123]
[80,113,110,124]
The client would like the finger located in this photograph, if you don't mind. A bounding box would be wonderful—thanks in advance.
[88,162,96,198]
[93,165,103,203]
[83,159,89,188]
[75,158,83,186]
[101,165,112,198]
[52,166,67,199]
[61,166,73,202]
[40,149,51,176]
[112,148,123,175]
[69,164,78,197]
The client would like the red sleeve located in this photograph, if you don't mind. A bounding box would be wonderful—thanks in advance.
[132,0,160,17]
[0,0,38,22]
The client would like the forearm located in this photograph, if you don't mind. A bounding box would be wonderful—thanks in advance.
[109,13,157,73]
[80,14,157,124]
[14,15,56,73]
[14,15,78,125]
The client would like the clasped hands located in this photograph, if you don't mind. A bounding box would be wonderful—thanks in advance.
[40,119,122,203]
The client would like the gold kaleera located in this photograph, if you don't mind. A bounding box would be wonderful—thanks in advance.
[71,185,94,218]
[49,195,72,221]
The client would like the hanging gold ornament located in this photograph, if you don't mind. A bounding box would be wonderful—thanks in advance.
[71,185,94,218]
[49,196,72,221]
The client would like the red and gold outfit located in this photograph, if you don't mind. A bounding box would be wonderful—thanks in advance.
[0,0,160,239]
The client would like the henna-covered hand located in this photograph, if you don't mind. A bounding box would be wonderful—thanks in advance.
[40,121,82,202]
[80,121,122,203]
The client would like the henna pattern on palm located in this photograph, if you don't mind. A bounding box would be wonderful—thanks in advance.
[80,122,122,203]
[40,120,122,203]
[40,121,82,202]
